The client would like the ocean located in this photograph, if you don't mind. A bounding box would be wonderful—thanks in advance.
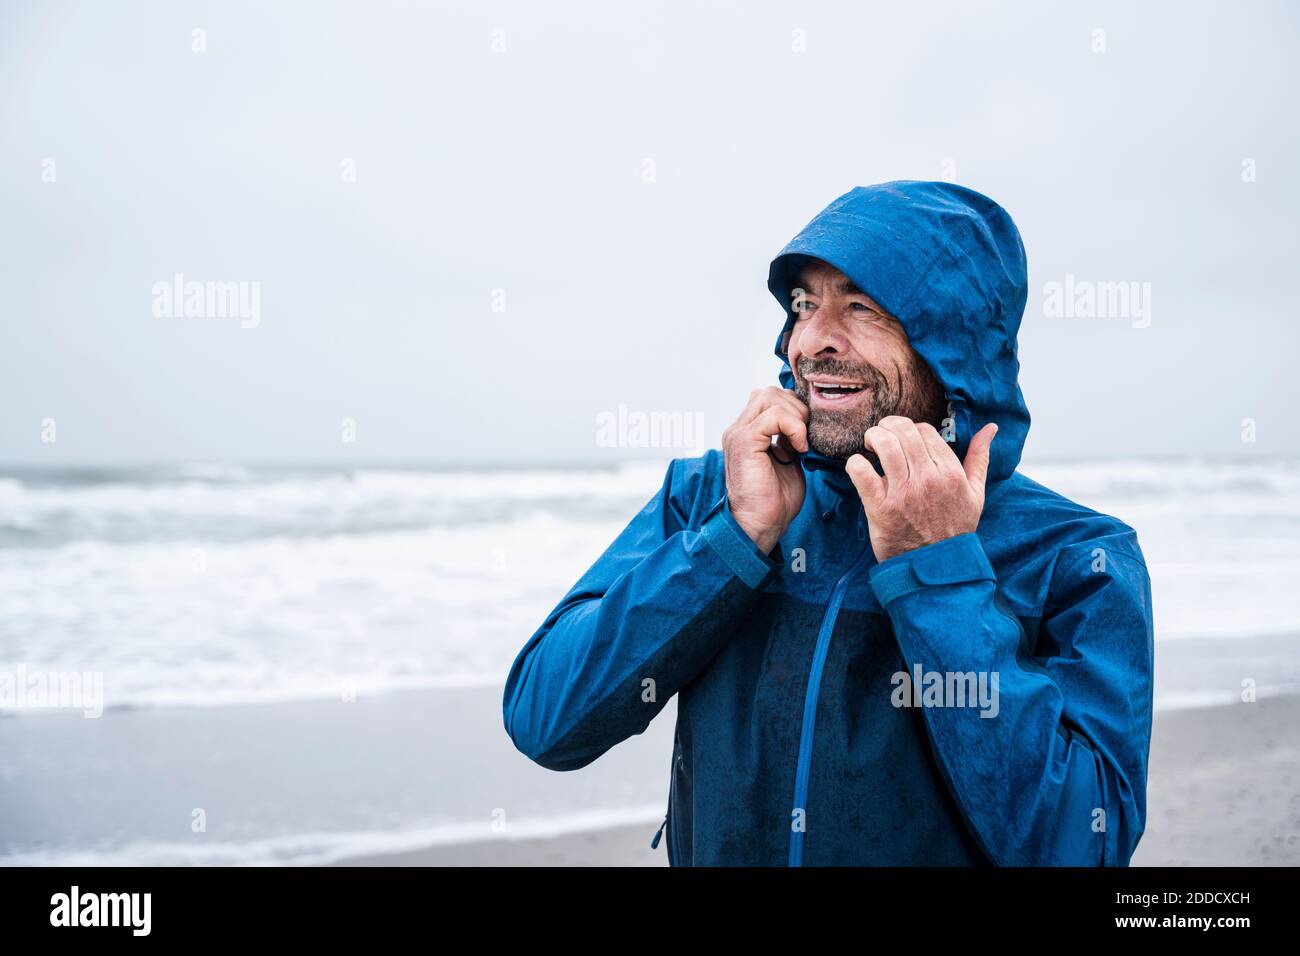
[0,461,670,709]
[1,456,1297,864]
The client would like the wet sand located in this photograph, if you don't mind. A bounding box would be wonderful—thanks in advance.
[337,694,1300,866]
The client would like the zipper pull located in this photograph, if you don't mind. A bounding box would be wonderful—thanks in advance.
[650,813,668,849]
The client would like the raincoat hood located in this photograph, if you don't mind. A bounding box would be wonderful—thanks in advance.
[767,181,1031,483]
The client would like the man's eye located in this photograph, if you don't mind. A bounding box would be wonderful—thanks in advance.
[793,300,817,315]
[849,301,872,312]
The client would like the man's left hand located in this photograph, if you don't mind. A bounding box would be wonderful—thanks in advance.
[845,417,998,563]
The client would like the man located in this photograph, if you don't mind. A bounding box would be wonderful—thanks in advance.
[502,181,1155,866]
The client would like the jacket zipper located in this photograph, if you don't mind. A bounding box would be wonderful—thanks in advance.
[650,814,668,850]
[651,739,682,860]
[788,517,874,867]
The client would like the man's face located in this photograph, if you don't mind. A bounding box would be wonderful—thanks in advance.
[786,259,948,459]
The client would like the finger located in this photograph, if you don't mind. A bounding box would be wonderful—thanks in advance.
[878,416,936,477]
[769,387,812,423]
[863,425,907,488]
[748,407,809,454]
[846,454,885,511]
[916,421,964,478]
[739,387,810,427]
[736,388,770,425]
[962,423,998,492]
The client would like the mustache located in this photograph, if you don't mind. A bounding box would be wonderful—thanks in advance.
[794,357,889,391]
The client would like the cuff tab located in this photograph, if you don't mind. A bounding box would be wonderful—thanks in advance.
[869,532,994,605]
[700,496,779,590]
[911,535,995,585]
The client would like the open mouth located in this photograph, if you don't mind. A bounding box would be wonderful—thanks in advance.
[808,380,868,405]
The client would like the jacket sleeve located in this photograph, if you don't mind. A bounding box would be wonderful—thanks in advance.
[503,457,780,771]
[868,531,1154,866]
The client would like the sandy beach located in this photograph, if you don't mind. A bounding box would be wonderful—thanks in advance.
[336,693,1300,867]
[0,681,677,866]
[3,681,1296,867]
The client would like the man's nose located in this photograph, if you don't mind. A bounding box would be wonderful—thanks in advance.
[798,307,847,355]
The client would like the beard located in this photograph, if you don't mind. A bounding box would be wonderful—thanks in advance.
[793,354,948,459]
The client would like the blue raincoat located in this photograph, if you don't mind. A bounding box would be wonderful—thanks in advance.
[502,181,1155,866]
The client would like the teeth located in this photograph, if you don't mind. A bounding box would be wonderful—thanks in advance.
[813,381,864,393]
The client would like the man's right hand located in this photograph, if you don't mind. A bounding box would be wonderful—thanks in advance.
[722,387,809,555]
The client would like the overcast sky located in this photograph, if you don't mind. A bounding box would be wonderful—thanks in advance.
[2,0,1296,465]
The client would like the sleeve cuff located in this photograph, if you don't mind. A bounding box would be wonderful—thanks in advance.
[699,496,780,590]
[868,532,995,606]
